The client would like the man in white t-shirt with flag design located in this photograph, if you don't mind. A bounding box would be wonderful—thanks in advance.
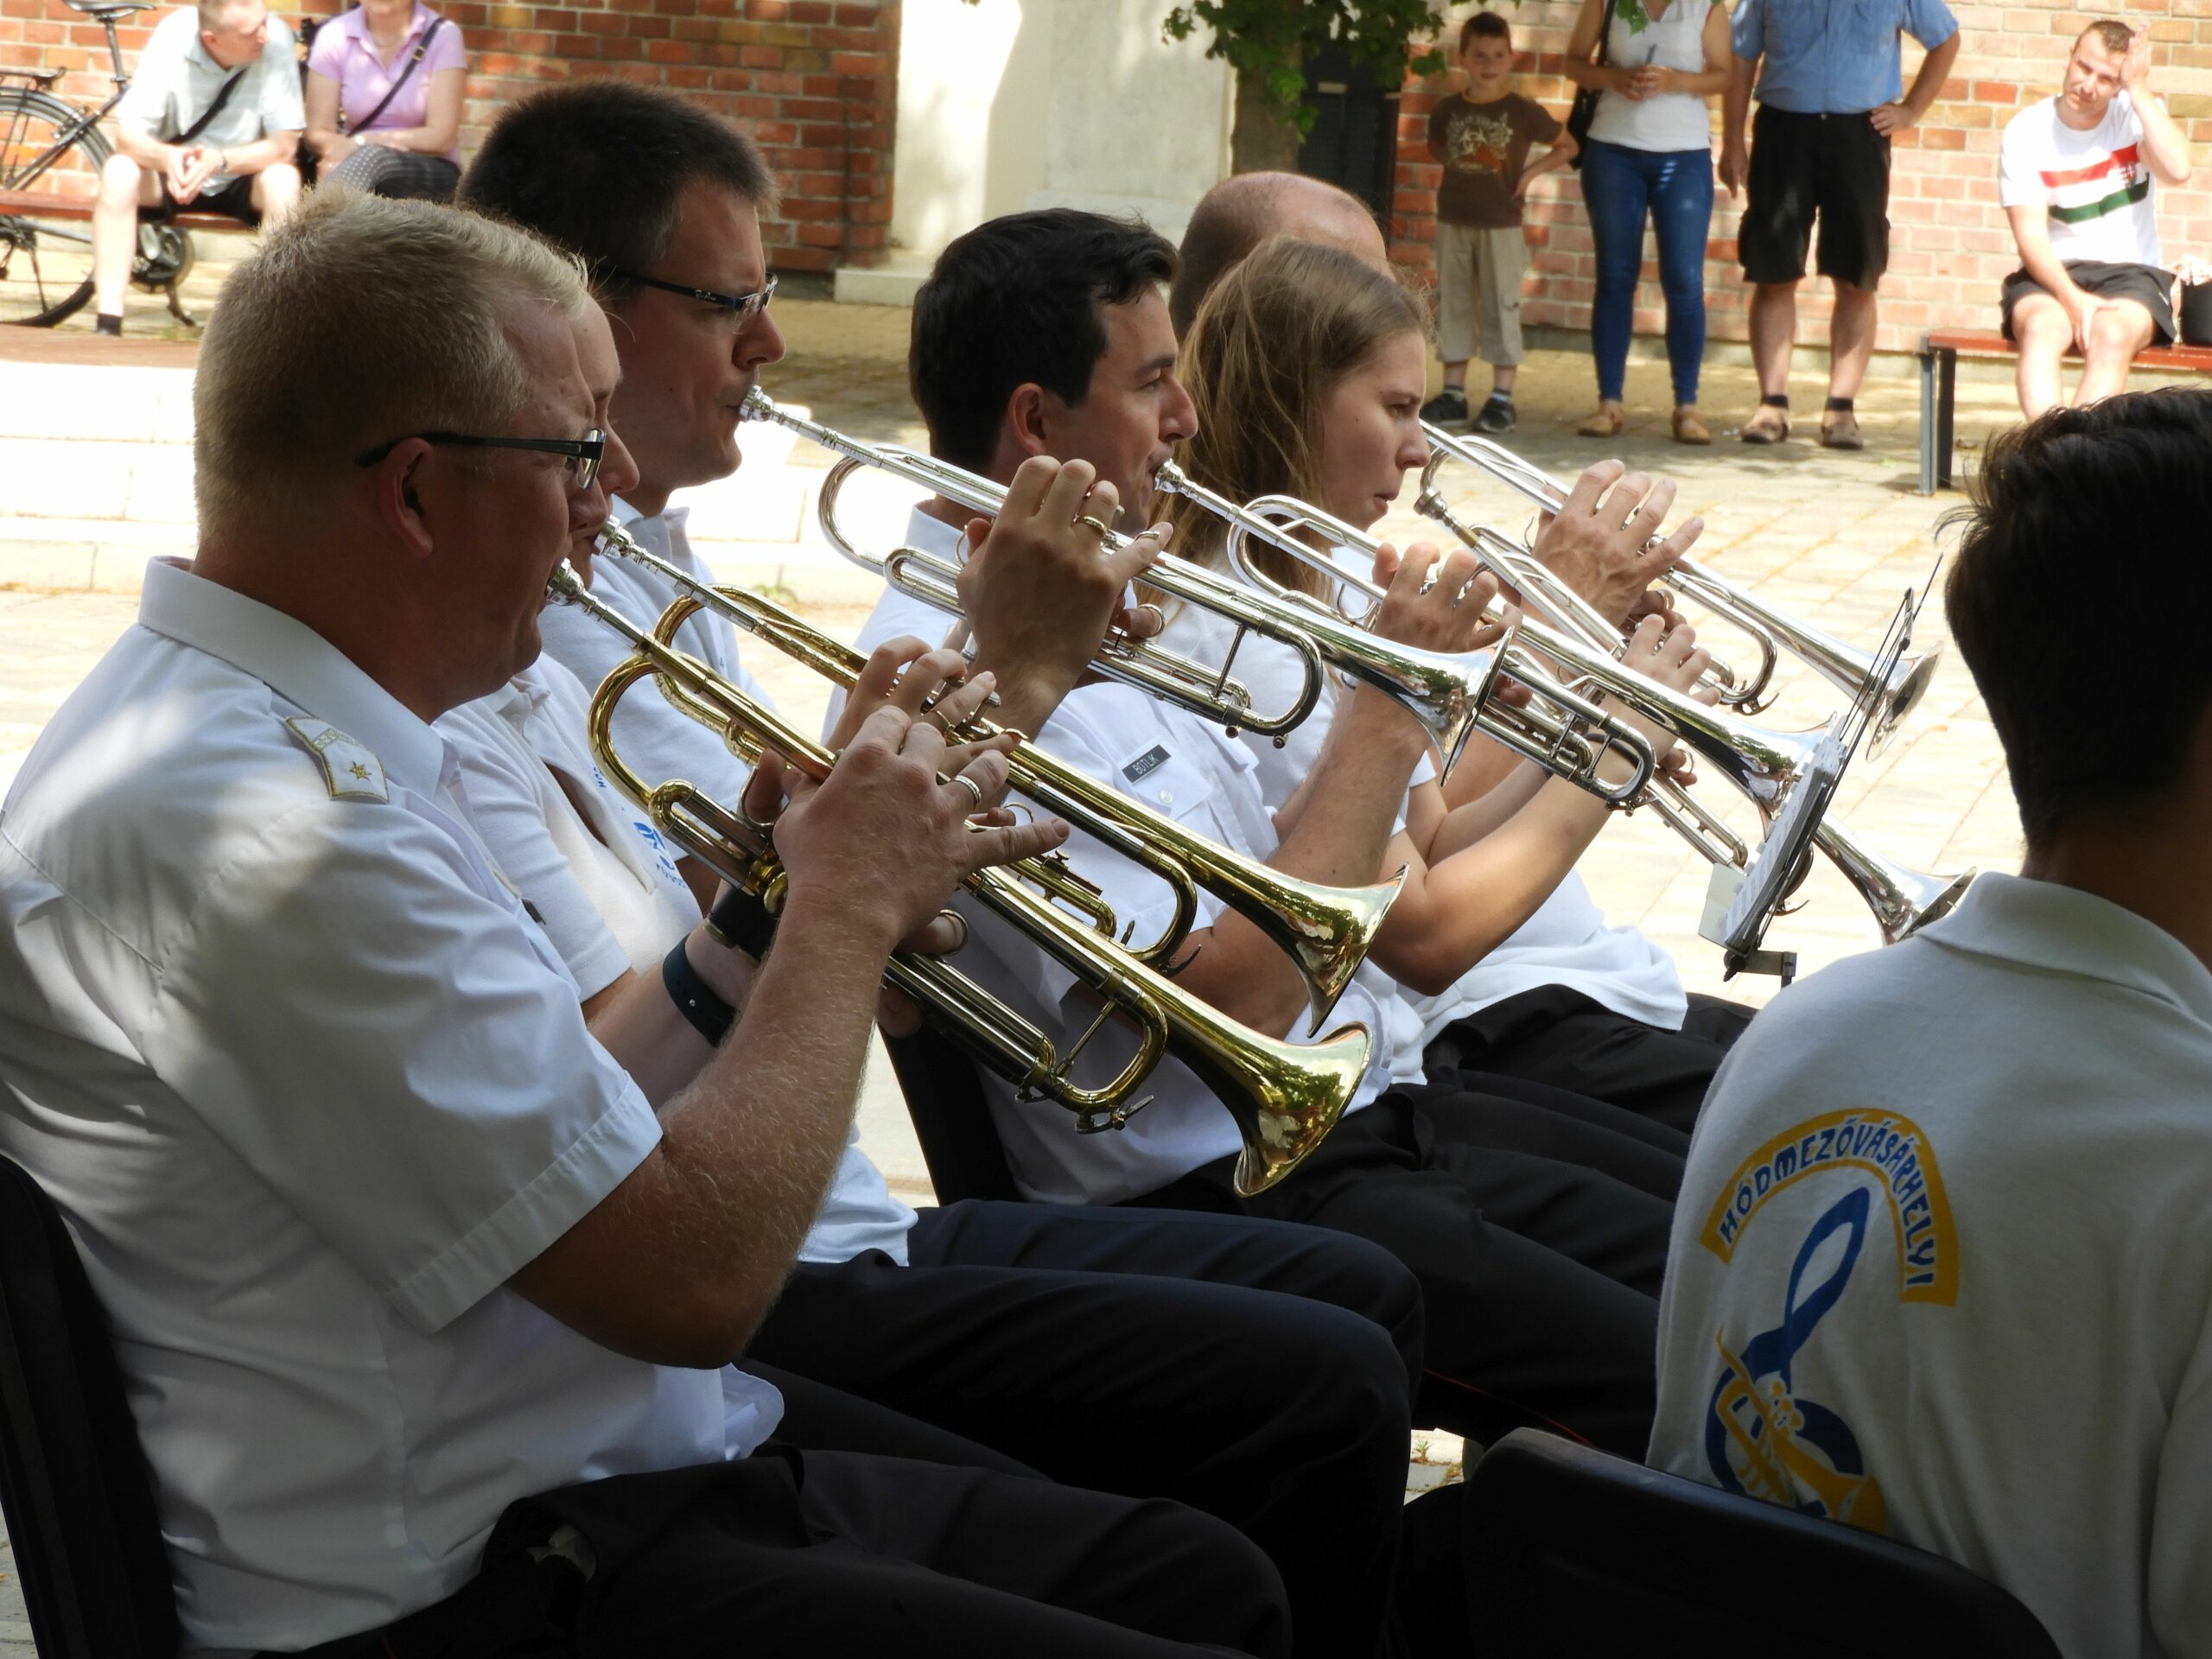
[1998,21,2192,418]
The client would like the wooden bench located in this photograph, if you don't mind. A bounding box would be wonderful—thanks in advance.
[1917,327,2212,494]
[0,188,244,326]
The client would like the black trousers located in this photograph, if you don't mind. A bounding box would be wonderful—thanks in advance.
[747,1201,1419,1658]
[1135,1084,1680,1459]
[289,1446,1287,1658]
[1426,987,1756,1135]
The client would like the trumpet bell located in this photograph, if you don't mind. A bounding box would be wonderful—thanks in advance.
[1210,1022,1369,1197]
[1871,647,1943,753]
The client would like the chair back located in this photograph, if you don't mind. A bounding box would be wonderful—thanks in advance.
[1462,1428,2063,1658]
[0,1153,177,1659]
[881,1028,1020,1204]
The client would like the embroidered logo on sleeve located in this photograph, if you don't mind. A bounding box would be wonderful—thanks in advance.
[283,717,389,803]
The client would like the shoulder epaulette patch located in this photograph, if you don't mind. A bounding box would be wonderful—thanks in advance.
[283,717,389,803]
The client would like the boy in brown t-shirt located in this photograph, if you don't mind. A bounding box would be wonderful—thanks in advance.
[1421,11,1577,432]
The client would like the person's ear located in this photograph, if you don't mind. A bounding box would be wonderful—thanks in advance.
[1005,383,1054,460]
[369,442,437,563]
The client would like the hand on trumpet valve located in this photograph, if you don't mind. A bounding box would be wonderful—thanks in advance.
[827,641,995,752]
[1605,614,1713,776]
[1535,459,1707,629]
[1369,542,1506,657]
[766,700,1067,957]
[953,455,1171,738]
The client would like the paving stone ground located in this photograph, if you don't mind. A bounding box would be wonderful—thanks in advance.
[0,291,2062,1649]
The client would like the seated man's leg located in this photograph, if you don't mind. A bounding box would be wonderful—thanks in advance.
[251,160,304,227]
[744,1205,1415,1657]
[1144,1096,1665,1457]
[2007,289,2075,420]
[583,1450,1290,1659]
[92,153,161,321]
[2078,298,2158,406]
[741,1359,1041,1478]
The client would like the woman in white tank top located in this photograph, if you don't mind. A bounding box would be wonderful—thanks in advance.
[1560,0,1732,443]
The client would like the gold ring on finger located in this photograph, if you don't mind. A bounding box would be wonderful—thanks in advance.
[1074,513,1111,537]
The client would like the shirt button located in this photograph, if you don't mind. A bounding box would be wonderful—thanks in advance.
[1159,789,1173,805]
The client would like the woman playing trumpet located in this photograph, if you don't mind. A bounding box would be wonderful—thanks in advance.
[1157,235,1754,1137]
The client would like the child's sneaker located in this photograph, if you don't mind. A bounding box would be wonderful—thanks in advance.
[1420,387,1471,429]
[1473,394,1516,434]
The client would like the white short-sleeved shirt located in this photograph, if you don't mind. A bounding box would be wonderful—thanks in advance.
[116,9,306,185]
[1152,543,1684,1045]
[2000,91,2164,270]
[0,561,780,1655]
[439,655,698,999]
[536,499,770,817]
[1649,874,2212,1659]
[437,655,917,1267]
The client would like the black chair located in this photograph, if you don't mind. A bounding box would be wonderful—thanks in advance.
[1461,1428,2063,1657]
[0,1154,176,1658]
[882,1027,1020,1204]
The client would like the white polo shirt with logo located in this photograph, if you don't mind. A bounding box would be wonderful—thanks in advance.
[1649,873,2212,1659]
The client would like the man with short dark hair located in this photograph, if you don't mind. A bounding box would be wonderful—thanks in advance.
[1999,22,2192,419]
[1721,0,1960,448]
[90,0,303,335]
[1649,388,2212,1656]
[462,87,1440,1659]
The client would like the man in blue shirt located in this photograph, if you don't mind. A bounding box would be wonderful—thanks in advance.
[1721,0,1961,448]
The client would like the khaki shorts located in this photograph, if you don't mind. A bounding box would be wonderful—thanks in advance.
[1434,221,1529,367]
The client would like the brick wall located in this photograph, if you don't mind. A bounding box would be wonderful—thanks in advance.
[1391,0,2212,357]
[0,0,898,270]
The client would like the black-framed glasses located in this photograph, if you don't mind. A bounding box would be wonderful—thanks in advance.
[607,268,777,324]
[354,428,607,489]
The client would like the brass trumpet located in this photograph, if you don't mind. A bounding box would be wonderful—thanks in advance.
[740,386,1496,772]
[1417,423,1940,747]
[1211,493,1973,946]
[594,518,1402,1023]
[544,563,1372,1198]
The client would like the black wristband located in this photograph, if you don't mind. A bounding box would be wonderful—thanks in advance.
[662,938,736,1046]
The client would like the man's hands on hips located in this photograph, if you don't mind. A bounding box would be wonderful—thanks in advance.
[956,455,1167,739]
[1532,460,1706,629]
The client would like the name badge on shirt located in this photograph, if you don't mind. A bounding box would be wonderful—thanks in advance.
[1122,745,1171,784]
[283,717,388,803]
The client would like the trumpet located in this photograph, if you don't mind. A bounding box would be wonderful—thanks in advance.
[594,518,1402,1024]
[544,563,1371,1198]
[740,385,1495,773]
[1150,461,1660,810]
[1213,493,1974,946]
[1417,424,1940,747]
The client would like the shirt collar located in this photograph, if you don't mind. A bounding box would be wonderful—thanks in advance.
[341,3,432,47]
[1918,871,2212,1029]
[904,504,964,558]
[612,496,691,555]
[137,558,450,798]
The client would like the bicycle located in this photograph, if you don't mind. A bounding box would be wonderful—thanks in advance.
[0,0,203,327]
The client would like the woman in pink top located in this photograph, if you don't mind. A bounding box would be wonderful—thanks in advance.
[304,0,467,200]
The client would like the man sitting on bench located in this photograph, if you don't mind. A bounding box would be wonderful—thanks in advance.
[90,0,303,337]
[1998,21,2191,418]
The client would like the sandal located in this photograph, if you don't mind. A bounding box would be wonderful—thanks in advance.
[1672,406,1713,445]
[1740,404,1790,444]
[1577,404,1625,438]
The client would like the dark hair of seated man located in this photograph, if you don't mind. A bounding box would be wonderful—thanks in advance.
[909,207,1175,475]
[456,79,775,300]
[1945,387,2212,851]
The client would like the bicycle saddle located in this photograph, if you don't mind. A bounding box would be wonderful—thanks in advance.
[60,0,157,13]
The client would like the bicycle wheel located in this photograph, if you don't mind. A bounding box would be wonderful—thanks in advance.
[0,89,111,327]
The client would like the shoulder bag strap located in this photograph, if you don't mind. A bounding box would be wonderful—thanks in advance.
[176,67,246,144]
[340,16,444,137]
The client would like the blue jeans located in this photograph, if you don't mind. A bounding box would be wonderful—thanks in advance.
[1580,137,1715,405]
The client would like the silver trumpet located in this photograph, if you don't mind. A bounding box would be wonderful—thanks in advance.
[594,517,1403,1024]
[1417,423,1942,747]
[1211,491,1973,946]
[739,385,1496,773]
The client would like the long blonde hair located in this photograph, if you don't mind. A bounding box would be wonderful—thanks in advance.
[1166,235,1428,599]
